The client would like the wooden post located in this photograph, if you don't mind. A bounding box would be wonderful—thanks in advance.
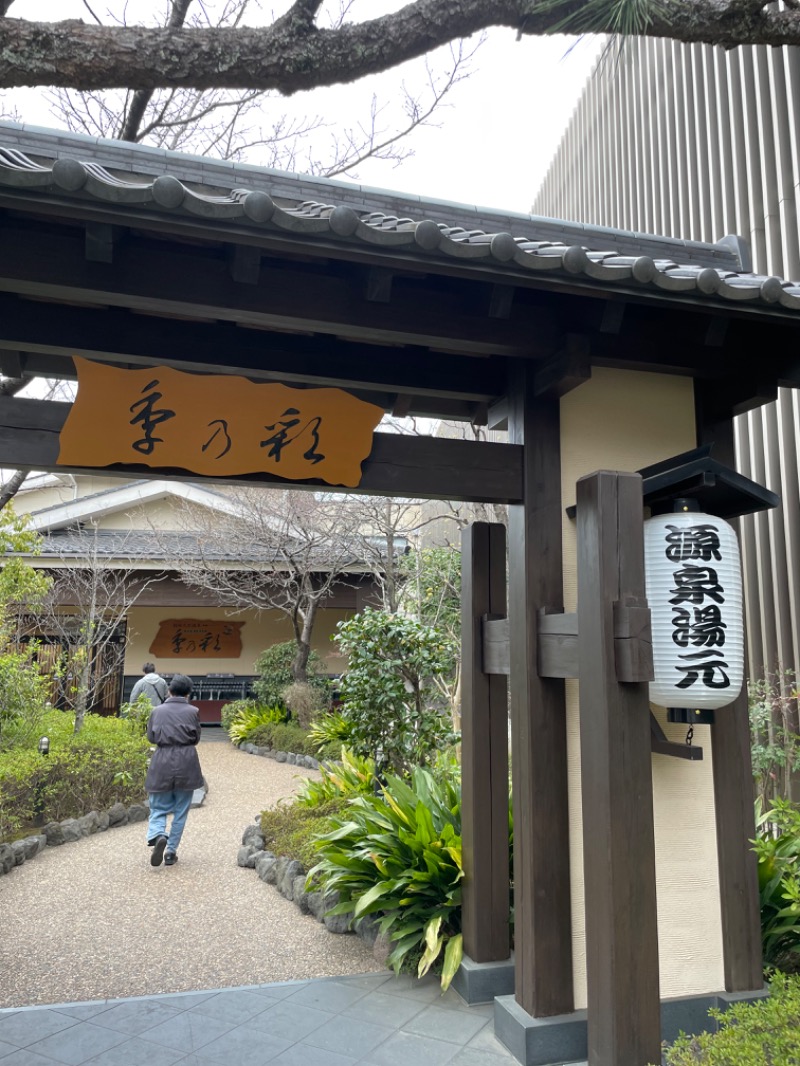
[461,522,510,962]
[507,363,573,1017]
[695,383,763,991]
[576,470,661,1066]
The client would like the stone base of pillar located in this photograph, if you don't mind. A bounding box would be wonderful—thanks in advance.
[494,987,769,1066]
[452,954,515,1006]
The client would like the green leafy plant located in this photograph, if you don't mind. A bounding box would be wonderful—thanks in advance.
[295,747,377,808]
[0,644,53,751]
[749,671,800,809]
[221,698,259,734]
[246,720,319,755]
[227,703,286,745]
[252,642,330,710]
[309,763,464,990]
[334,608,458,774]
[308,711,354,753]
[260,798,347,870]
[118,693,154,737]
[754,799,800,972]
[660,970,800,1065]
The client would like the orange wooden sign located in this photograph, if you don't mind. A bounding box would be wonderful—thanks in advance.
[58,359,384,487]
[149,619,244,659]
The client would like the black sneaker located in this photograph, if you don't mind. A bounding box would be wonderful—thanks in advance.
[164,852,178,866]
[150,835,168,867]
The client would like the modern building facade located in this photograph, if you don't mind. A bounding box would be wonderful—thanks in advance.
[533,37,800,685]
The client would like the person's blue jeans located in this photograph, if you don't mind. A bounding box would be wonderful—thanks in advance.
[147,790,194,853]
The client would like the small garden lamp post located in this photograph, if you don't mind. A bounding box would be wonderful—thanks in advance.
[33,735,50,826]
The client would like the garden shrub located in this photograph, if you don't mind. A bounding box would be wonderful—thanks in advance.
[227,704,287,745]
[260,798,348,870]
[309,761,464,990]
[308,711,354,753]
[246,720,317,755]
[252,642,330,710]
[0,645,53,751]
[334,608,458,774]
[0,709,149,840]
[118,693,154,737]
[660,971,800,1065]
[754,799,800,972]
[221,698,258,735]
[281,681,325,729]
[295,747,377,808]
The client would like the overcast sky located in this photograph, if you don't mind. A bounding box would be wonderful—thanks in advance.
[3,2,601,214]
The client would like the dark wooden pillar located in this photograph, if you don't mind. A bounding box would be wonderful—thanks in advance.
[695,383,764,991]
[507,363,573,1017]
[461,522,510,962]
[576,470,661,1066]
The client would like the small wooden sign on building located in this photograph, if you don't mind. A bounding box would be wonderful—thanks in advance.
[58,358,384,487]
[150,618,244,659]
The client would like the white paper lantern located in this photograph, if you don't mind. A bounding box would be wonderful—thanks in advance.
[644,509,744,710]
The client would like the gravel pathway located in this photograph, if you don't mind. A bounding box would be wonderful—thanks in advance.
[0,734,383,1008]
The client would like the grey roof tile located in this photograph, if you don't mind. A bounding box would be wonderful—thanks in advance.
[3,122,796,311]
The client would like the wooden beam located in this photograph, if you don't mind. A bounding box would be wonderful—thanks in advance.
[0,348,24,378]
[0,396,524,504]
[533,335,591,399]
[0,293,504,407]
[365,267,393,303]
[482,615,510,676]
[85,223,119,264]
[537,611,578,679]
[507,362,573,1018]
[228,244,261,285]
[599,299,626,334]
[461,522,511,962]
[488,284,516,319]
[613,603,653,683]
[650,712,704,761]
[0,219,555,358]
[576,470,661,1066]
[694,384,764,992]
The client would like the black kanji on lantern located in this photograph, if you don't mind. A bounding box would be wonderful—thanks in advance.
[667,524,731,691]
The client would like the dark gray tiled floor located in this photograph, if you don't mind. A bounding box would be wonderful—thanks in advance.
[0,973,585,1066]
[0,976,588,1066]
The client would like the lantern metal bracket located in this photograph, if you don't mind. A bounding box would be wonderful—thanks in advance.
[649,712,704,760]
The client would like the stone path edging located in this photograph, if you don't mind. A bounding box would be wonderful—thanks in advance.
[234,740,389,966]
[0,784,207,877]
[0,800,149,876]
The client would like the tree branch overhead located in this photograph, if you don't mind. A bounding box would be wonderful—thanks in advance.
[2,0,798,94]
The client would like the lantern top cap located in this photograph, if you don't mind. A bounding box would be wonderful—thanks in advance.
[639,446,778,519]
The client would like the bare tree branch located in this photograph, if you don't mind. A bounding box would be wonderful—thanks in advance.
[168,488,374,682]
[0,469,28,510]
[81,0,104,26]
[2,1,798,93]
[120,0,196,142]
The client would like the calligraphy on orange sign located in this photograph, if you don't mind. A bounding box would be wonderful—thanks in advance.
[58,359,384,487]
[149,619,244,659]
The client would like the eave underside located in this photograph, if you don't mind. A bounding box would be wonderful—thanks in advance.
[1,198,800,433]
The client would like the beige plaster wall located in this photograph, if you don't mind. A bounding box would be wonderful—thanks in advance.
[125,604,350,678]
[560,367,724,1008]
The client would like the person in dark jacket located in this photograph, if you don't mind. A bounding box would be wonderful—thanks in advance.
[144,674,203,868]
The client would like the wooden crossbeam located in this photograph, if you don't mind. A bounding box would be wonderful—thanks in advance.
[0,396,524,504]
